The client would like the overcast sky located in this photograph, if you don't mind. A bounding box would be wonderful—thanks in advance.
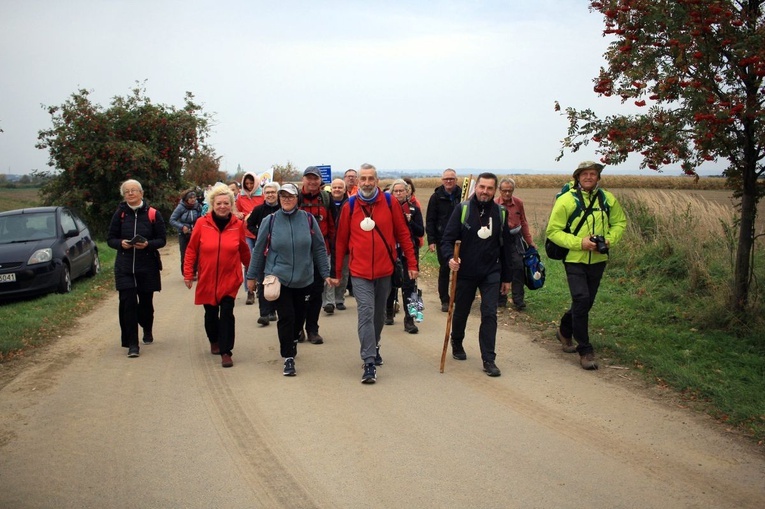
[0,1,724,177]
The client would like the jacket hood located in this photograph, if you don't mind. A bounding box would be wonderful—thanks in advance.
[241,172,261,197]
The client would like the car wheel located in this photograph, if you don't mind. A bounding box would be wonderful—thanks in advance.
[57,264,71,293]
[87,250,100,277]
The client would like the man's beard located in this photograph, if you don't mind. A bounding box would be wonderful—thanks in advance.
[359,187,376,198]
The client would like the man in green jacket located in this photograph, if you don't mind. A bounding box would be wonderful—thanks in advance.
[545,161,627,370]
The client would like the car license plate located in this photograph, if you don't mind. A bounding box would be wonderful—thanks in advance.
[0,273,16,283]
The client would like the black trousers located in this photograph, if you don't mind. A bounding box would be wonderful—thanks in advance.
[178,232,191,275]
[560,261,607,355]
[257,282,276,317]
[275,284,311,358]
[436,242,451,305]
[118,288,154,348]
[450,272,500,362]
[204,296,236,356]
[302,270,324,334]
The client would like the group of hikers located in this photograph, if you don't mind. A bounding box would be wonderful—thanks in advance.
[106,160,626,382]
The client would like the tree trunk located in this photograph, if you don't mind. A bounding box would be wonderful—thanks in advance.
[732,165,758,312]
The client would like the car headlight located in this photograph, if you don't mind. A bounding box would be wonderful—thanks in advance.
[28,248,53,265]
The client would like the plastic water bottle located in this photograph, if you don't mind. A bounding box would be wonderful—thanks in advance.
[415,310,424,322]
[408,302,418,317]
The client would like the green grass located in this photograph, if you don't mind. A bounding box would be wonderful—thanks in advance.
[419,200,765,442]
[526,255,765,441]
[0,242,116,361]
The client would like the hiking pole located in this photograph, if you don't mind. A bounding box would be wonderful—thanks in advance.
[440,240,461,373]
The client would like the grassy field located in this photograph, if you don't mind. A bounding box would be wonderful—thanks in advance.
[0,187,43,212]
[414,177,765,443]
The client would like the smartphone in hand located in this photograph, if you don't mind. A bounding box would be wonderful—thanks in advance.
[128,235,147,245]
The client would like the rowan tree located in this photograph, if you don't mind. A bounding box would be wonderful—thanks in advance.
[184,148,225,187]
[557,0,765,312]
[35,84,213,237]
[271,161,300,183]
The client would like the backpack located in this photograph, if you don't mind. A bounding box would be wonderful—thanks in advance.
[121,206,157,223]
[458,201,508,246]
[459,201,507,226]
[544,187,610,260]
[523,245,545,290]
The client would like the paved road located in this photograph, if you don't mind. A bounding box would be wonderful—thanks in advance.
[1,244,763,508]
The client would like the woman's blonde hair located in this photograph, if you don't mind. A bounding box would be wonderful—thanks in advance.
[205,183,235,211]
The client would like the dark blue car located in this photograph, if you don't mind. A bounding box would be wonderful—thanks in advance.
[0,207,100,299]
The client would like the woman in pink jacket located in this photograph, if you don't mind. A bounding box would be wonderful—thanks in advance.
[184,183,251,368]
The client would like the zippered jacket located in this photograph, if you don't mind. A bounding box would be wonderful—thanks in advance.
[246,209,330,289]
[440,196,512,281]
[183,213,251,305]
[425,184,461,246]
[107,201,167,292]
[545,186,627,264]
[334,189,417,281]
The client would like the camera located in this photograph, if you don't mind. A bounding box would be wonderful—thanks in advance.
[590,235,609,254]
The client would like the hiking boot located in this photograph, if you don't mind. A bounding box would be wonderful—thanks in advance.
[514,301,527,311]
[451,339,467,361]
[404,315,419,334]
[257,316,270,326]
[268,312,277,321]
[297,330,306,343]
[283,357,296,376]
[580,352,598,370]
[374,346,384,366]
[324,303,335,314]
[483,360,501,377]
[210,342,220,355]
[556,330,577,353]
[221,353,233,368]
[127,346,140,358]
[307,332,324,345]
[361,363,377,384]
[384,308,394,325]
[441,302,449,313]
[246,291,255,305]
[142,332,154,344]
[336,303,346,311]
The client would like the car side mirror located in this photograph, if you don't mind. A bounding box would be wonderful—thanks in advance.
[64,229,79,238]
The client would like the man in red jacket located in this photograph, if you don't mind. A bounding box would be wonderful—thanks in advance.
[331,164,418,384]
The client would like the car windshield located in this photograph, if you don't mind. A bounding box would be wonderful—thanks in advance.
[0,212,57,244]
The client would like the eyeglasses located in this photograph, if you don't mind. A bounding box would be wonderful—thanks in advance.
[442,178,456,182]
[279,194,297,199]
[500,189,514,194]
[124,188,142,194]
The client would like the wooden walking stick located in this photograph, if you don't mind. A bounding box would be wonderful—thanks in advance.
[440,240,461,373]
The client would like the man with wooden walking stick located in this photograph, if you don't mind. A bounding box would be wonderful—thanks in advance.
[440,173,513,377]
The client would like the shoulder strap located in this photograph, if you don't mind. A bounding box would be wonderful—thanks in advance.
[570,189,598,235]
[303,210,314,234]
[264,214,275,255]
[459,201,469,224]
[120,206,156,223]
